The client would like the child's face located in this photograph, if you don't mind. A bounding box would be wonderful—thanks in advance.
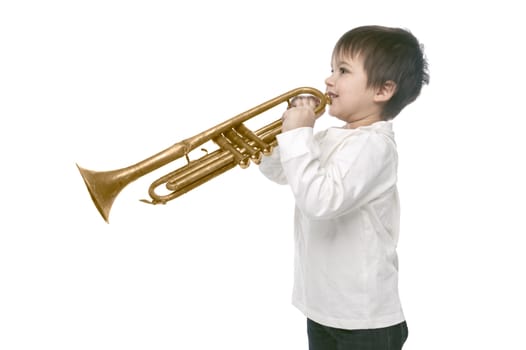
[325,52,381,126]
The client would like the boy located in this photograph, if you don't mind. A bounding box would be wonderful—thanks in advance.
[259,25,429,349]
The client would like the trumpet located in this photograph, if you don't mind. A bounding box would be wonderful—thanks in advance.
[77,87,329,223]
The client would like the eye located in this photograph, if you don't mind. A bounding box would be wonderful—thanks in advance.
[339,67,349,74]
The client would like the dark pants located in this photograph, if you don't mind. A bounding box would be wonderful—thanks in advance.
[307,319,408,350]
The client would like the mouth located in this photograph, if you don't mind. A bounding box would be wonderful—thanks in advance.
[327,92,338,101]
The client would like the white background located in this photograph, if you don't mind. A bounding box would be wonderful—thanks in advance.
[1,1,525,349]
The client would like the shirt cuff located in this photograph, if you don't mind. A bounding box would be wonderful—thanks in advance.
[276,127,314,162]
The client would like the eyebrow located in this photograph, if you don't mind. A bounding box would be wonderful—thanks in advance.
[332,60,353,68]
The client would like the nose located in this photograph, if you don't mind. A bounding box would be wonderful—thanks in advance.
[325,74,334,88]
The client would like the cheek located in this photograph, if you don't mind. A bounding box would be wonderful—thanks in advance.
[337,91,354,106]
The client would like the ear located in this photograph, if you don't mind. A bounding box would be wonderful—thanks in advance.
[374,80,397,102]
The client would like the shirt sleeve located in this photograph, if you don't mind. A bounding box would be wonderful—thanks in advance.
[258,146,288,185]
[276,127,397,219]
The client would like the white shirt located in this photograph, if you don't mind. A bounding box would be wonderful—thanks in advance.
[259,121,405,330]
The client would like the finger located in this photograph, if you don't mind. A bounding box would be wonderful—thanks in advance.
[292,96,320,109]
[290,96,310,108]
[289,96,300,108]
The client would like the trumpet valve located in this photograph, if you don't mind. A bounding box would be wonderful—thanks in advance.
[250,152,262,165]
[214,134,251,169]
[239,159,250,169]
[262,146,273,156]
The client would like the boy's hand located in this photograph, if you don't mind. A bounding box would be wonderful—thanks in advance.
[281,96,324,132]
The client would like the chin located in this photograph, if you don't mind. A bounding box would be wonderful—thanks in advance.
[328,106,344,119]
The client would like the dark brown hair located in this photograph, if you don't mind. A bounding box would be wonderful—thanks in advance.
[333,25,429,119]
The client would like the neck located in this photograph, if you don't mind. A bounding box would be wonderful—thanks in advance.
[344,114,383,129]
